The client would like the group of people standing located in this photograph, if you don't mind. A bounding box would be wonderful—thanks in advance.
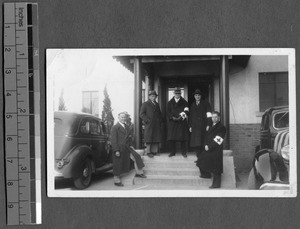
[110,87,226,189]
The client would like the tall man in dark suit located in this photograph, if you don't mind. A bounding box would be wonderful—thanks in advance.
[197,111,226,188]
[140,90,162,158]
[189,89,212,159]
[111,112,146,187]
[166,87,189,158]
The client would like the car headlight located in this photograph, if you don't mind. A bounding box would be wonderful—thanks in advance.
[56,158,70,169]
[281,145,289,162]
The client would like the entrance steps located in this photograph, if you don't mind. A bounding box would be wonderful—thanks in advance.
[134,152,236,189]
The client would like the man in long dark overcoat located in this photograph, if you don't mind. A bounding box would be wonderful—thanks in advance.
[140,90,162,158]
[197,111,226,188]
[167,87,189,157]
[111,112,146,186]
[189,89,212,158]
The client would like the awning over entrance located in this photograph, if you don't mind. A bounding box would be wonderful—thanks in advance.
[115,55,250,76]
[114,55,250,150]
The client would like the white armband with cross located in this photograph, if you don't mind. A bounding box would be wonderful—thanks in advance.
[214,135,224,145]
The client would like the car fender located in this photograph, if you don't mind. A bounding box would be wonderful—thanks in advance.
[59,145,95,178]
[248,148,271,189]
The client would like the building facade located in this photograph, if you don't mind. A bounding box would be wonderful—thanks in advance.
[115,55,289,172]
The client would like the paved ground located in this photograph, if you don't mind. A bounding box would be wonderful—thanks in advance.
[55,153,251,191]
[55,170,250,190]
[235,171,250,190]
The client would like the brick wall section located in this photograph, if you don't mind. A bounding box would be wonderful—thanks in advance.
[229,124,261,173]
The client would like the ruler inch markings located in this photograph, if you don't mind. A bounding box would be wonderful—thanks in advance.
[4,2,41,225]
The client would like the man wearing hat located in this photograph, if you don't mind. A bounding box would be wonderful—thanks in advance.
[140,90,163,158]
[189,89,212,167]
[166,87,189,157]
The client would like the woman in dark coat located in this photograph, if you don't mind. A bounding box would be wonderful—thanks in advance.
[197,111,226,188]
[166,88,189,157]
[111,112,145,186]
[140,90,162,157]
[189,89,212,157]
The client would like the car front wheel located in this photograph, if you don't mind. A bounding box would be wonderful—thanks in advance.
[73,158,92,189]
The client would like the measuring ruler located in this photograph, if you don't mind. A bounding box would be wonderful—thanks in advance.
[4,2,41,225]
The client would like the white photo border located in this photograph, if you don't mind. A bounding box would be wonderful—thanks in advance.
[47,48,296,198]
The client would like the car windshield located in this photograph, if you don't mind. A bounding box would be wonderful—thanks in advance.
[274,111,289,129]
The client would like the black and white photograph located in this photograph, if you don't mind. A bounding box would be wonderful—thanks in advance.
[46,48,296,197]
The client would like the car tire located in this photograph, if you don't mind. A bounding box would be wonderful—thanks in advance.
[73,158,93,189]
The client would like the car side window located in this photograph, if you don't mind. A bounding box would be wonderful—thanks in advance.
[274,112,289,129]
[80,119,90,134]
[90,119,102,136]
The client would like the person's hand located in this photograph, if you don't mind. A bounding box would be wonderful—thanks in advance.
[115,151,120,157]
[206,126,209,131]
[189,127,192,132]
[205,145,209,151]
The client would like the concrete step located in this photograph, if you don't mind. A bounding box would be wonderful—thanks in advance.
[137,154,236,189]
[144,167,200,176]
[142,154,197,162]
[144,161,196,169]
[134,175,212,186]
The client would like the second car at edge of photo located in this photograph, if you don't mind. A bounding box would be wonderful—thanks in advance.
[248,106,290,190]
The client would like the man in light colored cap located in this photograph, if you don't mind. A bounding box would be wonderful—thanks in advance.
[166,87,189,158]
[140,90,162,158]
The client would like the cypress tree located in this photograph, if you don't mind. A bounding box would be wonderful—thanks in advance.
[58,89,67,111]
[101,85,114,134]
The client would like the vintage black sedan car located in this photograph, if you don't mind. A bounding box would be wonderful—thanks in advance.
[248,106,289,190]
[54,111,113,189]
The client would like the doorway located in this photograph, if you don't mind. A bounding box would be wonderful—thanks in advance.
[160,76,214,152]
[187,78,213,106]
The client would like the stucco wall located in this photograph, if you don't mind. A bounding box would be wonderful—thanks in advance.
[214,55,288,124]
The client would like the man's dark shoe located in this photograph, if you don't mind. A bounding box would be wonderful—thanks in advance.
[209,174,221,188]
[168,153,175,157]
[114,182,124,187]
[135,174,147,178]
[147,153,154,158]
[209,184,220,189]
[182,153,187,158]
